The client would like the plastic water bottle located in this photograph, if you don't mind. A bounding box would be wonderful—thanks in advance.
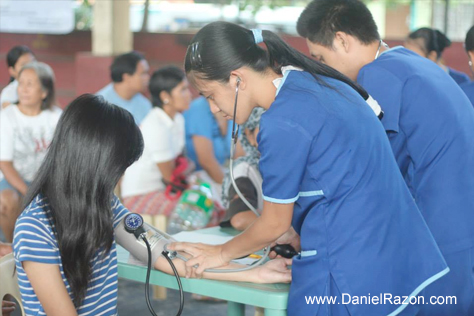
[167,182,214,235]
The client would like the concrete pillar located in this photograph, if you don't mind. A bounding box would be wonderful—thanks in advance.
[92,0,132,56]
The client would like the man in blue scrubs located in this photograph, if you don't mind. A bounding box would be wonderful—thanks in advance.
[297,1,474,315]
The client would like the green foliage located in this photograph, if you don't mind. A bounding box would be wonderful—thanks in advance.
[75,0,92,30]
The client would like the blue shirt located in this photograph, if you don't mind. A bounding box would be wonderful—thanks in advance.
[258,70,447,316]
[448,67,470,85]
[461,80,474,106]
[183,96,233,170]
[13,195,129,316]
[358,47,474,255]
[97,83,151,125]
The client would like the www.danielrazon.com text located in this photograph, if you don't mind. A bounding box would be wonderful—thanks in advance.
[305,294,457,306]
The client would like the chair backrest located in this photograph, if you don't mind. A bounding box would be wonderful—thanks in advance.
[0,253,25,316]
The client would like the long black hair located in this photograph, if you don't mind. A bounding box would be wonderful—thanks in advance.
[149,65,186,108]
[184,21,368,100]
[407,28,451,60]
[23,94,144,306]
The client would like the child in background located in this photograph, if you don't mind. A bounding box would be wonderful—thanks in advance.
[220,107,264,231]
[0,46,35,109]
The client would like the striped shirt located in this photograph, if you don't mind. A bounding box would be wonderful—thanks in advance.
[13,194,129,316]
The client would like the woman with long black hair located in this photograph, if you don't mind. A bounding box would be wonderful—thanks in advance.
[169,22,448,316]
[12,94,291,316]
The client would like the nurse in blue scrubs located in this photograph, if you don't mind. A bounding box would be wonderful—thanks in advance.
[404,27,471,85]
[169,21,448,316]
[298,1,474,315]
[461,25,474,106]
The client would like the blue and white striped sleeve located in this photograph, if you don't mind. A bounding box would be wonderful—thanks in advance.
[112,195,130,229]
[257,116,312,204]
[13,216,60,265]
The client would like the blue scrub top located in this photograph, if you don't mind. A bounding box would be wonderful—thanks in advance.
[183,97,233,171]
[358,47,474,255]
[461,80,474,106]
[448,67,471,85]
[258,70,447,316]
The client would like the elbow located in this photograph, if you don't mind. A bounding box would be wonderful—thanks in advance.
[230,212,257,231]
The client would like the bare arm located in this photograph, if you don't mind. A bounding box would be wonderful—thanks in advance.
[154,252,292,284]
[157,160,175,183]
[192,136,224,184]
[1,101,11,109]
[169,201,293,275]
[23,261,78,316]
[0,161,27,195]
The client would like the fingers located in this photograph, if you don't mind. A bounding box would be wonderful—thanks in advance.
[168,242,200,256]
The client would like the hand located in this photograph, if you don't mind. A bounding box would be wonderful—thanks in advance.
[168,242,230,278]
[2,300,16,316]
[0,242,13,257]
[254,258,292,284]
[269,227,300,259]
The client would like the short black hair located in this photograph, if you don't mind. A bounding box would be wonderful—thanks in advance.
[408,28,451,59]
[297,0,380,47]
[7,45,34,68]
[110,51,145,83]
[466,25,474,52]
[149,65,186,108]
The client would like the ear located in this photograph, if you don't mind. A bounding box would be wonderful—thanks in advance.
[334,31,350,53]
[159,90,171,105]
[229,70,245,90]
[468,51,474,63]
[427,51,438,62]
[8,66,16,79]
[122,72,131,83]
[41,90,48,100]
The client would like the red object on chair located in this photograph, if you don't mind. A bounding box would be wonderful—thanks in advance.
[164,156,189,201]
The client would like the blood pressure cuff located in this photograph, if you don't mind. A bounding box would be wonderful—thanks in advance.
[115,219,177,265]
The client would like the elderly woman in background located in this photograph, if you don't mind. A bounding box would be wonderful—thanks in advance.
[0,62,61,242]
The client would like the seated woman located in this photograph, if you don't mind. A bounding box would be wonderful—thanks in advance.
[184,96,244,210]
[0,61,61,242]
[12,94,291,316]
[121,66,192,216]
[220,107,264,231]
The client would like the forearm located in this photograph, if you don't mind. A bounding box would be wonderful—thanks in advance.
[157,160,175,183]
[0,162,27,195]
[222,203,293,260]
[199,159,224,184]
[154,252,259,283]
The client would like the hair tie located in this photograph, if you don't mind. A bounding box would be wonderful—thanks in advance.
[251,29,263,44]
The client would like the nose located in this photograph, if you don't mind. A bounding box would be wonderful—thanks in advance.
[209,102,220,114]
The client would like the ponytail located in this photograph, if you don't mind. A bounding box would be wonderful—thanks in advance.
[185,21,368,100]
